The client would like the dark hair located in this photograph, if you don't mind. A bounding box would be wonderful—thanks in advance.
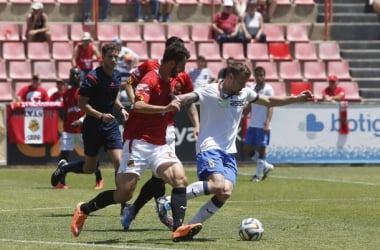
[254,66,265,75]
[162,43,190,63]
[101,43,120,57]
[165,36,184,48]
[227,62,251,78]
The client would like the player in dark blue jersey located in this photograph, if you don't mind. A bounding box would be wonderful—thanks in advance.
[51,43,128,188]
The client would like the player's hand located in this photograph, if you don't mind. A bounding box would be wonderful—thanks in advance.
[120,108,129,121]
[102,113,115,123]
[167,99,181,112]
[298,90,315,102]
[71,119,82,128]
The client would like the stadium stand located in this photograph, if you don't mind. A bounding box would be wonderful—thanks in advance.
[268,42,292,60]
[27,42,51,60]
[49,23,70,42]
[119,23,143,42]
[3,42,26,60]
[303,61,327,81]
[51,42,74,60]
[255,61,278,81]
[197,42,221,61]
[294,42,318,62]
[0,81,13,102]
[263,24,286,42]
[166,23,191,42]
[286,24,309,43]
[318,42,342,61]
[279,61,303,82]
[0,61,7,80]
[143,23,166,43]
[32,61,57,81]
[0,23,20,41]
[290,81,312,96]
[246,43,270,61]
[222,43,245,61]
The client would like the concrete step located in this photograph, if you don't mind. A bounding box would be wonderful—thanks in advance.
[317,4,369,14]
[348,59,380,68]
[315,0,369,4]
[351,68,380,78]
[330,24,380,40]
[341,50,380,59]
[359,88,380,99]
[354,78,380,88]
[318,13,378,23]
[339,41,380,50]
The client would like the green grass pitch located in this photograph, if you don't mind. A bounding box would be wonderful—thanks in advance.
[0,164,379,250]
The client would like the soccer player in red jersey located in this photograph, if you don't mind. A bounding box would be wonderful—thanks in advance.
[120,37,199,230]
[70,43,202,242]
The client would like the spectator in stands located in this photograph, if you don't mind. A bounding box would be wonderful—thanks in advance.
[16,74,50,102]
[25,1,51,42]
[50,79,68,102]
[188,55,216,90]
[158,0,175,22]
[241,0,267,43]
[216,57,235,82]
[234,0,248,20]
[322,75,346,103]
[257,0,277,23]
[211,0,247,45]
[112,37,139,80]
[72,32,102,81]
[133,0,159,23]
[83,0,110,23]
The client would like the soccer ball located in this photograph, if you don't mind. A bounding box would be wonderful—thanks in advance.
[238,217,264,241]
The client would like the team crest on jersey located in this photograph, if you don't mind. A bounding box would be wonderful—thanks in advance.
[208,159,215,168]
[28,119,39,132]
[127,160,135,167]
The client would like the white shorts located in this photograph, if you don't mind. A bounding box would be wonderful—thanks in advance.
[118,139,181,177]
[166,125,176,153]
[60,132,83,151]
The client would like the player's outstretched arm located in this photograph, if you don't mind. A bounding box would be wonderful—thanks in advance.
[255,90,314,107]
[176,92,199,106]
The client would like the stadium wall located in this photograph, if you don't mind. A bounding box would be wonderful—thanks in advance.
[3,103,380,165]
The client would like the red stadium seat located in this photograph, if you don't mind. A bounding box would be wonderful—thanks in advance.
[276,0,292,5]
[207,61,224,77]
[49,23,69,42]
[2,42,26,60]
[290,81,312,96]
[255,61,278,81]
[294,42,318,61]
[327,60,352,80]
[0,23,20,41]
[199,0,222,4]
[191,24,213,42]
[312,81,328,101]
[185,61,197,73]
[27,42,51,60]
[8,0,32,3]
[167,24,190,42]
[97,23,119,42]
[263,24,285,42]
[294,0,316,5]
[110,0,127,4]
[176,0,198,4]
[0,61,7,80]
[0,81,13,102]
[52,42,74,60]
[143,23,166,42]
[56,60,72,80]
[33,61,56,80]
[119,23,142,42]
[197,42,221,61]
[184,41,197,61]
[286,24,309,42]
[339,81,362,102]
[57,0,79,3]
[70,23,92,41]
[318,42,341,61]
[268,82,287,96]
[268,42,292,60]
[126,42,149,61]
[279,61,303,81]
[303,61,327,81]
[149,42,166,59]
[9,61,32,80]
[246,43,269,61]
[222,43,245,60]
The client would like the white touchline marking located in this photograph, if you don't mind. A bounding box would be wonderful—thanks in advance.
[239,172,379,186]
[0,239,173,250]
[0,206,71,212]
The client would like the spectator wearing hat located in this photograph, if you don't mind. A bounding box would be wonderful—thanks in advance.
[241,0,267,43]
[188,55,216,90]
[211,0,248,45]
[25,1,51,42]
[72,32,102,80]
[322,75,346,103]
[83,0,110,23]
[112,38,139,76]
[16,74,50,102]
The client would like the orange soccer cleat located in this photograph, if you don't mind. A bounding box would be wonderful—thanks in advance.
[71,202,88,237]
[171,223,202,242]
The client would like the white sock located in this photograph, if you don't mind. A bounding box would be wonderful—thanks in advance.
[186,181,208,200]
[188,198,220,224]
[255,159,265,177]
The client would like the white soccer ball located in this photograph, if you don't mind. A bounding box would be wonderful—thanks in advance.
[238,217,264,241]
